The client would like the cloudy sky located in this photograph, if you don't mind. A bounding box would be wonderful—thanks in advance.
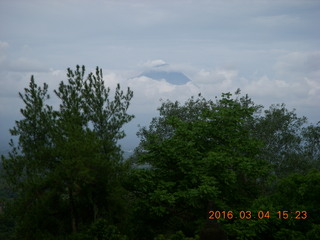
[1,0,320,152]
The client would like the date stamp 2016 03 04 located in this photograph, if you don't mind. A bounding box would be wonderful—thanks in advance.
[208,210,308,220]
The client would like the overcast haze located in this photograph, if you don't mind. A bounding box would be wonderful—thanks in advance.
[1,0,320,152]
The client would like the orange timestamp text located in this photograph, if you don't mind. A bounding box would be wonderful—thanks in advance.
[208,210,308,220]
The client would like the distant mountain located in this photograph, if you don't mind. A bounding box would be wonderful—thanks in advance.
[138,70,191,85]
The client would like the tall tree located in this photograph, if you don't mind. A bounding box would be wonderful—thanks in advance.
[1,65,133,239]
[1,77,57,239]
[127,91,269,239]
[252,104,311,177]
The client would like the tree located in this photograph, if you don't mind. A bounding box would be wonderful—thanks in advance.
[127,91,269,239]
[302,122,320,170]
[0,76,58,239]
[252,104,309,177]
[1,65,133,239]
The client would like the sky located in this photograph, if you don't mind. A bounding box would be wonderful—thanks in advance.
[0,0,320,152]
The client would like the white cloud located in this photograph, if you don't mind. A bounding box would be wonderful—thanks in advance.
[243,76,301,98]
[305,77,320,106]
[272,51,320,108]
[142,59,168,68]
[126,75,199,113]
[191,68,239,96]
[1,61,320,150]
[193,68,237,84]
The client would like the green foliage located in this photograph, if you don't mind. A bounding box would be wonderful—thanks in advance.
[0,205,15,240]
[274,228,306,240]
[1,65,133,239]
[302,122,320,170]
[306,224,320,240]
[127,90,319,239]
[273,170,320,211]
[128,91,270,239]
[154,231,199,240]
[253,103,310,177]
[224,170,320,239]
[1,75,319,240]
[84,219,128,240]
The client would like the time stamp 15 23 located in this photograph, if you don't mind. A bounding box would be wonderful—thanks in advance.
[208,210,308,220]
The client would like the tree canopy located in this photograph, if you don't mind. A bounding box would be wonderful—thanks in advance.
[0,68,319,240]
[1,65,133,239]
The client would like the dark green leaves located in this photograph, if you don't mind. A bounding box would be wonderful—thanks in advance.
[1,65,134,239]
[129,91,269,238]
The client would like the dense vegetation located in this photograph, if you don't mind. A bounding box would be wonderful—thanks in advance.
[0,65,319,239]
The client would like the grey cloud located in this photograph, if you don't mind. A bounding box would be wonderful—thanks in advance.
[275,51,320,76]
[6,57,49,73]
[0,41,9,63]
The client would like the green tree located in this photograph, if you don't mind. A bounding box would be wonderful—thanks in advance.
[127,91,269,239]
[269,169,320,239]
[302,122,320,170]
[252,104,309,177]
[0,77,58,239]
[1,65,133,239]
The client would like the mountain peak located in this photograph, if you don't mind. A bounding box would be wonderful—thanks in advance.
[139,60,191,85]
[139,70,191,85]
